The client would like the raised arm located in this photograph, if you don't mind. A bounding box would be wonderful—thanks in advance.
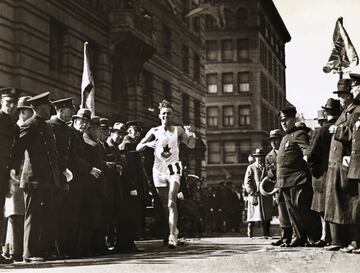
[179,126,196,149]
[136,128,156,152]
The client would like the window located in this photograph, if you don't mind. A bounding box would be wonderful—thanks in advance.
[238,72,250,92]
[238,39,249,61]
[224,141,236,164]
[224,9,233,28]
[206,40,217,61]
[182,44,189,74]
[223,106,234,127]
[205,15,217,30]
[163,80,172,101]
[194,99,201,128]
[143,70,153,108]
[193,52,200,81]
[236,8,248,26]
[222,73,233,93]
[162,24,171,60]
[193,17,200,34]
[239,105,251,126]
[207,107,218,127]
[49,19,65,72]
[206,74,218,93]
[238,140,251,163]
[222,40,233,61]
[208,141,221,164]
[182,94,190,124]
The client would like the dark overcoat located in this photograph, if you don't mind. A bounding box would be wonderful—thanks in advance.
[307,119,335,213]
[325,100,360,224]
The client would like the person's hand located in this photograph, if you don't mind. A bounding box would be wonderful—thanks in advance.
[146,139,157,149]
[130,190,138,196]
[90,167,102,179]
[10,169,19,183]
[329,125,337,134]
[342,156,351,167]
[184,125,195,136]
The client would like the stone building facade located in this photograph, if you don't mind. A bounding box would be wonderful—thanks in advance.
[0,0,207,176]
[205,0,291,185]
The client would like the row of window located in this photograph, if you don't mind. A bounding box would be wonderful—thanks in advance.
[261,73,286,109]
[207,105,251,128]
[262,106,281,132]
[206,39,249,62]
[206,72,250,94]
[260,40,285,88]
[208,140,251,164]
[205,7,249,31]
[142,70,201,128]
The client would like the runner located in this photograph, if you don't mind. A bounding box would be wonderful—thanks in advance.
[136,100,196,248]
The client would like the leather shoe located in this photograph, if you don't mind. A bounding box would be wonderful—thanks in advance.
[340,244,356,253]
[313,240,327,248]
[0,254,13,264]
[324,244,343,251]
[289,238,305,247]
[352,248,360,254]
[271,239,284,246]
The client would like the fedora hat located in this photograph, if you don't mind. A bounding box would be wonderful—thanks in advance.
[350,72,360,86]
[314,109,326,121]
[72,108,91,121]
[321,98,341,115]
[266,129,283,140]
[253,148,264,157]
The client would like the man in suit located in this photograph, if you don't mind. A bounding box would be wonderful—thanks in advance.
[308,98,341,247]
[265,129,293,246]
[324,79,359,251]
[47,97,74,257]
[276,107,315,247]
[0,87,19,264]
[12,92,65,262]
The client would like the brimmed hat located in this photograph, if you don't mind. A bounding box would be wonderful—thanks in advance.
[0,87,19,101]
[112,122,127,133]
[266,129,283,140]
[350,73,360,86]
[100,118,110,129]
[17,96,32,109]
[126,120,143,131]
[278,107,297,120]
[314,109,326,121]
[89,116,101,127]
[253,148,264,157]
[333,79,352,94]
[27,92,51,106]
[72,108,91,121]
[52,97,74,109]
[321,98,341,115]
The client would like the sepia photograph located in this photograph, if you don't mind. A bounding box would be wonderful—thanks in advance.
[0,0,359,272]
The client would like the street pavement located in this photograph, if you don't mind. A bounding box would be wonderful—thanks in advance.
[0,235,359,273]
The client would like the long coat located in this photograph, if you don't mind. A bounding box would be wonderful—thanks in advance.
[276,126,311,189]
[307,119,335,213]
[325,100,360,224]
[244,162,273,222]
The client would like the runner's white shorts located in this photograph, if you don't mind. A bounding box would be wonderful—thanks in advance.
[153,161,182,188]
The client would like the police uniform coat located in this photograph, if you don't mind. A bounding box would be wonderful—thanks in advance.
[244,162,273,222]
[307,119,335,213]
[325,100,360,224]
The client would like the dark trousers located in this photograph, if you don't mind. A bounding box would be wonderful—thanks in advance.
[0,194,6,253]
[329,222,351,246]
[282,183,320,241]
[23,189,54,259]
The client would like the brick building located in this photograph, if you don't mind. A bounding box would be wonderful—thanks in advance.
[205,0,291,185]
[0,0,207,175]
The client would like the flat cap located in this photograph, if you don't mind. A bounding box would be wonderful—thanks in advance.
[27,92,51,106]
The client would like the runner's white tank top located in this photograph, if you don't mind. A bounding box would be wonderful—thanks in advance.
[153,126,180,166]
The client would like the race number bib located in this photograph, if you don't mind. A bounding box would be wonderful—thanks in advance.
[167,161,182,176]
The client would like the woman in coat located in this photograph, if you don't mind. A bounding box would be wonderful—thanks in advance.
[244,148,274,238]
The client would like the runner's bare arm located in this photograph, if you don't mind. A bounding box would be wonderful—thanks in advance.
[178,126,196,148]
[136,128,157,152]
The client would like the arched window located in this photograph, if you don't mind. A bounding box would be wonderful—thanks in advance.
[236,8,248,26]
[224,9,233,28]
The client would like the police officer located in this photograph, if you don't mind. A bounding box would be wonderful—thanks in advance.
[0,87,19,264]
[307,98,341,247]
[47,97,74,257]
[12,92,64,262]
[276,106,315,247]
[265,129,293,247]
